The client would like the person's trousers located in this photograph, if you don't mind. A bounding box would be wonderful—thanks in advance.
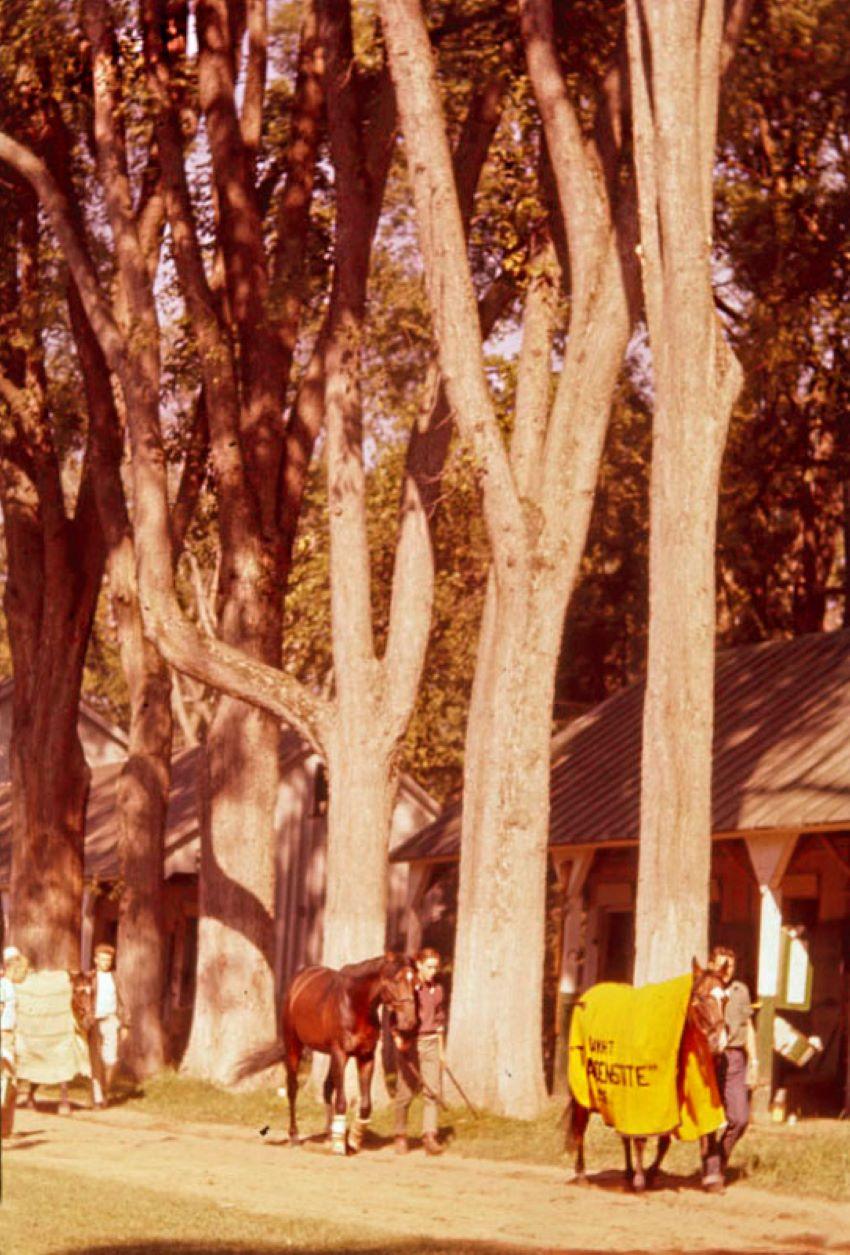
[717,1047,749,1163]
[91,1013,120,1103]
[395,1033,442,1137]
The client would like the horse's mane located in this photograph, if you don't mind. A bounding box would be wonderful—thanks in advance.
[338,953,407,980]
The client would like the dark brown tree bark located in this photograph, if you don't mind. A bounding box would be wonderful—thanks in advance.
[0,194,106,971]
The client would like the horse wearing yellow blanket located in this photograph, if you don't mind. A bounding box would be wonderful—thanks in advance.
[566,962,726,1191]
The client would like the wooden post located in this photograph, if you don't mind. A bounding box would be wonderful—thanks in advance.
[744,832,798,1120]
[403,863,433,955]
[551,850,594,1095]
[80,885,95,970]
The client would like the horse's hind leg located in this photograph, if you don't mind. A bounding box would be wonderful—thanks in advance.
[347,1055,374,1153]
[565,1099,590,1185]
[322,1062,335,1137]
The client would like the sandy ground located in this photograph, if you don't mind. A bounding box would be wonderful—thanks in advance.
[4,1104,850,1254]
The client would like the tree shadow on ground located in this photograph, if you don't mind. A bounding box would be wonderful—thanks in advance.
[48,1245,842,1255]
[1,1131,49,1150]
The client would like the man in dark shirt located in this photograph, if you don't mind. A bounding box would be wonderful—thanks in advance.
[394,947,446,1155]
[709,945,754,1170]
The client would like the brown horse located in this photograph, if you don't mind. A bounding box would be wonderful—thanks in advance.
[565,961,727,1192]
[70,971,95,1035]
[233,953,417,1154]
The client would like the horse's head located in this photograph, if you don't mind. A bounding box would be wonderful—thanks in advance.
[379,953,418,1041]
[688,957,727,1054]
[70,970,95,1034]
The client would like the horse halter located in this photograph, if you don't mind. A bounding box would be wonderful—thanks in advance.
[690,970,727,1053]
[381,963,418,1032]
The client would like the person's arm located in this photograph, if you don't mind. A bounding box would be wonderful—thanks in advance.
[726,983,753,1041]
[435,983,448,1032]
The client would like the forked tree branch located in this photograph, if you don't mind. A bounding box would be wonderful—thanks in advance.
[379,0,524,577]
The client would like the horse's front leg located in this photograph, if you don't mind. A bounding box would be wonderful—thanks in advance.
[646,1134,671,1188]
[347,1054,374,1154]
[622,1135,634,1184]
[328,1046,348,1156]
[285,1041,303,1146]
[630,1137,647,1193]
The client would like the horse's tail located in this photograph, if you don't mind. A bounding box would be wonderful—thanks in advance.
[231,1040,286,1086]
[562,1092,586,1153]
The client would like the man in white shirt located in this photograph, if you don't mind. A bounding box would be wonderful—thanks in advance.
[90,944,125,1108]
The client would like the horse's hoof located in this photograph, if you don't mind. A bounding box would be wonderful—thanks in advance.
[630,1177,646,1194]
[569,1174,589,1188]
[703,1179,725,1194]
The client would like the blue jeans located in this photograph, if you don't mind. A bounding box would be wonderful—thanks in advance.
[717,1047,749,1163]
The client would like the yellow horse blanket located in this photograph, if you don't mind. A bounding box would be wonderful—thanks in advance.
[568,974,723,1140]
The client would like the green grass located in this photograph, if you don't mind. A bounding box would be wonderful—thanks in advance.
[1,1162,516,1255]
[33,1071,850,1201]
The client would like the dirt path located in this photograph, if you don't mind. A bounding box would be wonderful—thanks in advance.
[6,1105,850,1253]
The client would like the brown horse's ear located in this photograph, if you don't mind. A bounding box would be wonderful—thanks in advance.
[691,955,703,977]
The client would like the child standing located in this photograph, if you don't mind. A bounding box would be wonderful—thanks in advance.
[89,944,125,1108]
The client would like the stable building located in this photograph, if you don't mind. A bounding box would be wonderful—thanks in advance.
[391,630,850,1116]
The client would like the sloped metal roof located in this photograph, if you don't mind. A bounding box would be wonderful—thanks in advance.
[391,630,850,864]
[0,734,439,886]
[0,747,201,886]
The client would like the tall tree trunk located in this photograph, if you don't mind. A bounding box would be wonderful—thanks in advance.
[3,503,100,970]
[70,238,173,1074]
[183,696,279,1082]
[627,0,745,982]
[1,196,105,972]
[9,706,89,971]
[379,0,638,1115]
[449,578,563,1115]
[113,573,172,1075]
[322,728,396,967]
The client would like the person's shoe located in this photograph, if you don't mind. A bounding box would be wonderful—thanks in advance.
[394,1135,409,1155]
[422,1133,443,1156]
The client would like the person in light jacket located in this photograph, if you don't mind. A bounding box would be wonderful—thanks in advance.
[88,944,127,1108]
[393,948,447,1156]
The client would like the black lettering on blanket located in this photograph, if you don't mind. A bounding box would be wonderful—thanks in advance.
[586,1058,657,1087]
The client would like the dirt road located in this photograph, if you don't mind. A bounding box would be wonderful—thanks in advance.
[6,1105,850,1253]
